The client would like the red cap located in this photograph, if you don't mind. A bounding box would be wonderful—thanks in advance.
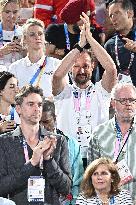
[59,0,90,24]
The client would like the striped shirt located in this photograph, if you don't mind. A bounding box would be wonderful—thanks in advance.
[88,116,136,201]
[76,189,133,204]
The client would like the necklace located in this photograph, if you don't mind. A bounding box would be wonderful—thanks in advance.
[101,199,109,204]
[100,198,109,204]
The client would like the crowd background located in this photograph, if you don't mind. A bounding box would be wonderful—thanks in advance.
[0,0,136,204]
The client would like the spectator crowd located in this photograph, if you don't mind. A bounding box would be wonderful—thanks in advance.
[0,0,136,204]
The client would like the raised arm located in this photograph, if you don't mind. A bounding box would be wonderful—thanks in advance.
[52,26,87,96]
[81,12,117,92]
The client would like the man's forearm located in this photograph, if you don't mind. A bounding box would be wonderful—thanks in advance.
[52,48,81,96]
[88,35,116,72]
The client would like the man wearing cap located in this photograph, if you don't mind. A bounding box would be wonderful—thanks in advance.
[45,0,104,59]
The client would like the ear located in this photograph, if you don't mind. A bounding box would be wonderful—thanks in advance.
[111,99,116,109]
[127,9,134,18]
[15,104,21,115]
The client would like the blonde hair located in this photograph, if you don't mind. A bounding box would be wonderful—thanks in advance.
[0,0,20,11]
[21,18,45,48]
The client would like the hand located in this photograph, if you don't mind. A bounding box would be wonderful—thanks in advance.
[0,120,16,133]
[43,135,57,160]
[54,48,65,56]
[0,41,22,55]
[80,12,92,42]
[123,37,136,52]
[30,139,52,166]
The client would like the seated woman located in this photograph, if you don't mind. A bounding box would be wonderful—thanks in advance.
[0,71,20,133]
[0,0,24,71]
[76,157,133,205]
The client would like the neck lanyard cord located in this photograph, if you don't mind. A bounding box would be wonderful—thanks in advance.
[114,118,134,163]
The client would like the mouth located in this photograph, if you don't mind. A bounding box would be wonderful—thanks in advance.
[77,74,86,78]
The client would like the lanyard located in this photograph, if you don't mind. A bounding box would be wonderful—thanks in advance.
[0,23,18,45]
[73,85,94,125]
[22,138,30,163]
[115,34,135,73]
[29,57,46,86]
[64,23,71,51]
[64,23,80,51]
[73,86,93,112]
[114,118,134,163]
[20,132,44,170]
[96,195,115,205]
[10,106,15,120]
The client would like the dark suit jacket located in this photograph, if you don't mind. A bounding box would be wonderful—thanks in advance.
[0,126,71,205]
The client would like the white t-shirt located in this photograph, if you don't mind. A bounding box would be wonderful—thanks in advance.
[0,26,23,71]
[54,81,110,157]
[9,55,61,97]
[0,197,16,205]
[0,106,20,125]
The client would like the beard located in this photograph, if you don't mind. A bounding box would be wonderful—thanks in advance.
[74,74,91,85]
[73,24,80,34]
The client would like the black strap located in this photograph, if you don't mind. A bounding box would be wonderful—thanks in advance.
[115,119,134,163]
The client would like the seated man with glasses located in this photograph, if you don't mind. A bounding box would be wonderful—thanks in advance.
[88,82,136,203]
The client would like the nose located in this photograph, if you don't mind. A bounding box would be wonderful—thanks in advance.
[15,86,19,93]
[9,12,14,18]
[79,67,85,74]
[97,174,103,179]
[33,104,40,111]
[35,33,41,40]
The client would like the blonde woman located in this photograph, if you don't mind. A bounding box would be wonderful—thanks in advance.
[9,18,60,97]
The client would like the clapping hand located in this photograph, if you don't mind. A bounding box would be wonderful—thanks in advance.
[80,12,92,42]
[30,135,57,166]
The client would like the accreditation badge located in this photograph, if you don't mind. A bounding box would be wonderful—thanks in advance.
[27,176,45,202]
[117,159,133,186]
[118,73,132,84]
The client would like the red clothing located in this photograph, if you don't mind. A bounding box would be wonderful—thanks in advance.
[34,0,69,27]
[34,0,101,28]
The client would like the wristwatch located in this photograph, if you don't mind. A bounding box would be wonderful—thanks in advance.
[73,43,83,52]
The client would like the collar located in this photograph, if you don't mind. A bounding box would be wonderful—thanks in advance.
[112,115,136,127]
[25,55,46,67]
[117,24,136,40]
[12,125,48,140]
[72,82,93,92]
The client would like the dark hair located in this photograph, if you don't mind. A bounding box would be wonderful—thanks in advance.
[109,0,134,11]
[80,157,120,198]
[42,100,55,118]
[15,84,44,105]
[0,71,16,91]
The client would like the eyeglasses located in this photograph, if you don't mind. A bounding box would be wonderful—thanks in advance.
[115,98,136,105]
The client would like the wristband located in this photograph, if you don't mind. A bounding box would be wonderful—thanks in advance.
[73,43,83,52]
